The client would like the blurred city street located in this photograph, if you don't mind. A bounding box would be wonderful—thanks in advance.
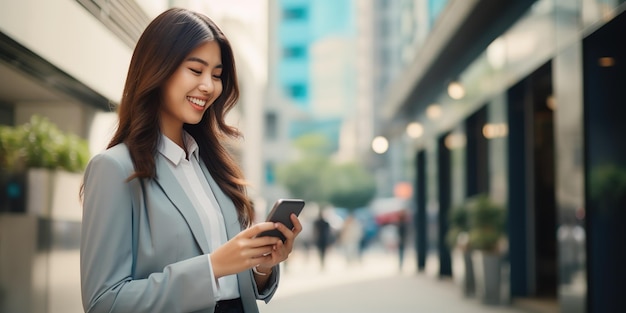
[2,0,625,312]
[259,247,534,313]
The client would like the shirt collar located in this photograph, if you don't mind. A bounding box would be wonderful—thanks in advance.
[158,131,199,166]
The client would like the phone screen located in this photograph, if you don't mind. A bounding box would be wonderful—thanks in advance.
[257,199,305,241]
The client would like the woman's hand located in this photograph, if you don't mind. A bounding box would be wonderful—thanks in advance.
[210,213,303,278]
[255,213,303,271]
[210,222,281,278]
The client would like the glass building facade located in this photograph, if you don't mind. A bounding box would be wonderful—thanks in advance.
[380,1,626,312]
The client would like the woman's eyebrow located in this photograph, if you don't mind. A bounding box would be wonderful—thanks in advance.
[185,56,223,68]
[186,56,208,66]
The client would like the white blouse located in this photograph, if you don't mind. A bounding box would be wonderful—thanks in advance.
[157,132,239,301]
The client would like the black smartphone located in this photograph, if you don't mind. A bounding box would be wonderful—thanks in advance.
[257,199,305,241]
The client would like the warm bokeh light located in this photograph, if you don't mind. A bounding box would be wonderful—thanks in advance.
[482,123,509,139]
[426,104,442,120]
[487,37,506,69]
[598,57,615,67]
[394,182,413,199]
[371,136,389,154]
[406,122,424,138]
[546,94,556,110]
[447,81,465,100]
[444,133,466,149]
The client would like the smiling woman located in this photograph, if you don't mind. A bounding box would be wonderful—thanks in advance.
[79,8,302,313]
[160,41,224,144]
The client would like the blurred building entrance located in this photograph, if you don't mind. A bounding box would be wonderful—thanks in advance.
[583,9,626,313]
[508,61,557,301]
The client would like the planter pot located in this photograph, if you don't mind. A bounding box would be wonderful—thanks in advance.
[26,168,83,221]
[451,247,475,297]
[26,168,54,217]
[472,250,506,305]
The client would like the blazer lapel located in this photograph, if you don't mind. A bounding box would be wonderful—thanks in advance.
[153,155,210,254]
[199,162,257,311]
[199,162,241,238]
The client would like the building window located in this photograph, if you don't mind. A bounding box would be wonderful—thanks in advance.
[287,84,307,98]
[283,7,307,20]
[265,112,278,140]
[377,0,389,10]
[283,46,306,58]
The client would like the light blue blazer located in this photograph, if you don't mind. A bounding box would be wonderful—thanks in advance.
[80,144,279,313]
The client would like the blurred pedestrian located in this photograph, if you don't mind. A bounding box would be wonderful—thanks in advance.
[79,8,302,313]
[340,214,364,264]
[396,210,409,271]
[313,209,331,270]
[557,214,585,284]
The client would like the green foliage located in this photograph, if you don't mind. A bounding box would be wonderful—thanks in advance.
[22,115,65,169]
[277,133,333,204]
[323,162,377,211]
[277,156,330,204]
[0,115,90,173]
[292,133,334,157]
[57,133,91,173]
[276,134,376,208]
[0,124,26,171]
[466,194,506,252]
[589,163,626,210]
[446,203,470,249]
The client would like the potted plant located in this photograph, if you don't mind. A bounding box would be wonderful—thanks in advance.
[466,194,507,305]
[589,163,626,212]
[0,115,89,217]
[446,202,475,297]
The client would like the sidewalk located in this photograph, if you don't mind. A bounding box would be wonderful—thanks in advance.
[259,247,535,313]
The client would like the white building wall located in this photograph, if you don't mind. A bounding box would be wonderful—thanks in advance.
[136,0,169,17]
[0,0,132,103]
[310,36,355,118]
[354,0,376,157]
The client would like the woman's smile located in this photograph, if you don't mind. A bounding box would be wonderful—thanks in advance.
[187,96,207,110]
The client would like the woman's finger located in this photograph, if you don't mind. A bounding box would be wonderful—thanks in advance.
[290,213,303,234]
[238,222,277,239]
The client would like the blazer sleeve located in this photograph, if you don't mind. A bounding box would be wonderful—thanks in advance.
[252,264,280,302]
[80,152,216,313]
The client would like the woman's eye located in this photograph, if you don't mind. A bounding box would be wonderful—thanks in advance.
[213,75,222,79]
[189,68,201,74]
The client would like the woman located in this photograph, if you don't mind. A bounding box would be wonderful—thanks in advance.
[80,8,301,313]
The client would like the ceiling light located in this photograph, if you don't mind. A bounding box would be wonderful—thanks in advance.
[372,136,389,154]
[598,57,615,67]
[406,122,424,138]
[426,104,442,120]
[447,81,465,100]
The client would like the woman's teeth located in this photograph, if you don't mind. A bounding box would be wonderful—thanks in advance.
[188,97,206,107]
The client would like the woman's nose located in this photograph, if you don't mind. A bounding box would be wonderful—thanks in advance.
[199,77,214,94]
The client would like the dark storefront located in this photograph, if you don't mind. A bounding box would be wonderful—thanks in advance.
[385,1,626,312]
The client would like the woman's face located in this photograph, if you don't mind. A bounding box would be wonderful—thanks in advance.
[160,40,223,136]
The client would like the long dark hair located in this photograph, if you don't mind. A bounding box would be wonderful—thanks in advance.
[107,8,253,226]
